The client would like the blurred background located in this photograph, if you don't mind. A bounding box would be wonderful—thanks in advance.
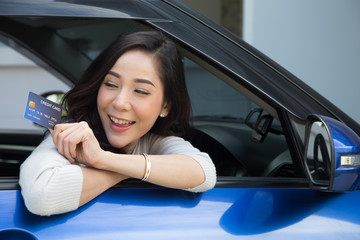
[183,0,360,123]
[0,0,359,129]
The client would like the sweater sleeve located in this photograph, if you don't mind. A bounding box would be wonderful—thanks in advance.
[135,134,217,192]
[19,135,83,216]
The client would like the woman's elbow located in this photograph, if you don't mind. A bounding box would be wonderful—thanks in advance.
[186,168,217,193]
[20,177,80,216]
[21,188,78,216]
[20,187,54,216]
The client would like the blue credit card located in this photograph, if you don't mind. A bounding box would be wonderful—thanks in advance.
[24,92,63,129]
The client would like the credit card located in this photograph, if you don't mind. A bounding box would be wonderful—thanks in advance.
[24,92,63,129]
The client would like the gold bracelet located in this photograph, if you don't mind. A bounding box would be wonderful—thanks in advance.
[141,153,151,181]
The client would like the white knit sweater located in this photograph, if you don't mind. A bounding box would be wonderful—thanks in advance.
[19,134,216,216]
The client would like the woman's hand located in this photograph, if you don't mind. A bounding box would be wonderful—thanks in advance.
[49,122,130,207]
[50,121,104,168]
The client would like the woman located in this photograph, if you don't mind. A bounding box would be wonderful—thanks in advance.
[19,31,216,216]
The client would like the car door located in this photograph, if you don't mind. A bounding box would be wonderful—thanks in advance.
[1,1,360,239]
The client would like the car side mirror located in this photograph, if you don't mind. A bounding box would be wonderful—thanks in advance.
[42,91,67,118]
[304,114,360,192]
[41,91,65,105]
[245,108,273,143]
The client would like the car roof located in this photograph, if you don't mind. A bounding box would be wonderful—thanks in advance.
[0,0,165,19]
[1,0,359,134]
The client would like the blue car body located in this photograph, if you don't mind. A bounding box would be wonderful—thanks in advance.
[2,188,360,239]
[0,0,360,239]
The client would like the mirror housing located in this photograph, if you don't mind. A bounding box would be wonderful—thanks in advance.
[245,109,274,143]
[304,115,360,192]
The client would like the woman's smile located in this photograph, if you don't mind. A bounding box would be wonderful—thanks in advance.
[109,115,135,126]
[109,115,135,132]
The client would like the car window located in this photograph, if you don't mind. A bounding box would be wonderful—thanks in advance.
[0,36,71,131]
[184,57,292,178]
[185,58,257,120]
[0,21,296,182]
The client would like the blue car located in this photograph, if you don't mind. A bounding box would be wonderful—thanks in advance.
[1,0,360,239]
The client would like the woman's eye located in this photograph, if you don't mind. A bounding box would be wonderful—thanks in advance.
[135,89,150,95]
[104,82,118,88]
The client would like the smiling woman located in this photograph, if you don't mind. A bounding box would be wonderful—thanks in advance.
[97,49,170,153]
[19,31,216,216]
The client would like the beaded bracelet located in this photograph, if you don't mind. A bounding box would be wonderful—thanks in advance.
[141,153,151,181]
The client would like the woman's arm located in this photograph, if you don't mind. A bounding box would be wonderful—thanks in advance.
[78,153,206,206]
[95,152,206,190]
[19,135,127,215]
[19,136,83,216]
[51,122,215,192]
[79,138,215,206]
[21,122,216,215]
[133,134,217,192]
[49,122,216,209]
[79,135,216,196]
[79,167,127,206]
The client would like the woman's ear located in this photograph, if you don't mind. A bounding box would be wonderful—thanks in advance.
[160,102,171,118]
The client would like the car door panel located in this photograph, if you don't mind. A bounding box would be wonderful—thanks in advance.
[2,187,360,239]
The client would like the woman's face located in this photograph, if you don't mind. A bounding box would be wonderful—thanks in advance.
[97,49,169,153]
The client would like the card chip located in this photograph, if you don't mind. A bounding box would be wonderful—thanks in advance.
[29,101,36,108]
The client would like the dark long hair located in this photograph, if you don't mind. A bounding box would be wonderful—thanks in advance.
[62,31,191,150]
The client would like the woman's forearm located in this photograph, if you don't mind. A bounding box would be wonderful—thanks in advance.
[96,152,206,190]
[79,166,128,206]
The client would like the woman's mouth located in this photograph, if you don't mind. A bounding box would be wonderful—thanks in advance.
[110,116,135,126]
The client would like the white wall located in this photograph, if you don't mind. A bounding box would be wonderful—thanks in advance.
[243,0,360,123]
[0,46,70,130]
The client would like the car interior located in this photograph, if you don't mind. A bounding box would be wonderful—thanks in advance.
[0,17,301,190]
[183,57,293,178]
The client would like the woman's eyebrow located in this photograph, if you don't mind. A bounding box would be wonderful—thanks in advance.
[134,79,155,87]
[108,70,155,87]
[108,70,120,78]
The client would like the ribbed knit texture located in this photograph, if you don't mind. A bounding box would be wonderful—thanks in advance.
[19,136,82,216]
[132,134,217,192]
[19,134,216,216]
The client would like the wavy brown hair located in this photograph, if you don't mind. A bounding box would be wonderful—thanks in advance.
[62,31,191,150]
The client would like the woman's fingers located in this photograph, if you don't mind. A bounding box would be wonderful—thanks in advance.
[65,122,93,163]
[52,123,72,146]
[51,122,92,163]
[62,128,81,163]
[52,123,73,157]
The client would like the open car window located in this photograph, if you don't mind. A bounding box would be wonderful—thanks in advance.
[0,17,304,188]
[183,57,293,178]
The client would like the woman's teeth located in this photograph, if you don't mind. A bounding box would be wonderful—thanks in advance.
[110,116,134,125]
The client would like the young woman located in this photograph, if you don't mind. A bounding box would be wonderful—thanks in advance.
[19,31,216,216]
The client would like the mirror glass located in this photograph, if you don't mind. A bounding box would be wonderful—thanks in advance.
[43,91,67,118]
[44,92,64,105]
[305,120,332,185]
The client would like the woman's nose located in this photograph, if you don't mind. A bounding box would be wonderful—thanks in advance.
[112,90,131,111]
